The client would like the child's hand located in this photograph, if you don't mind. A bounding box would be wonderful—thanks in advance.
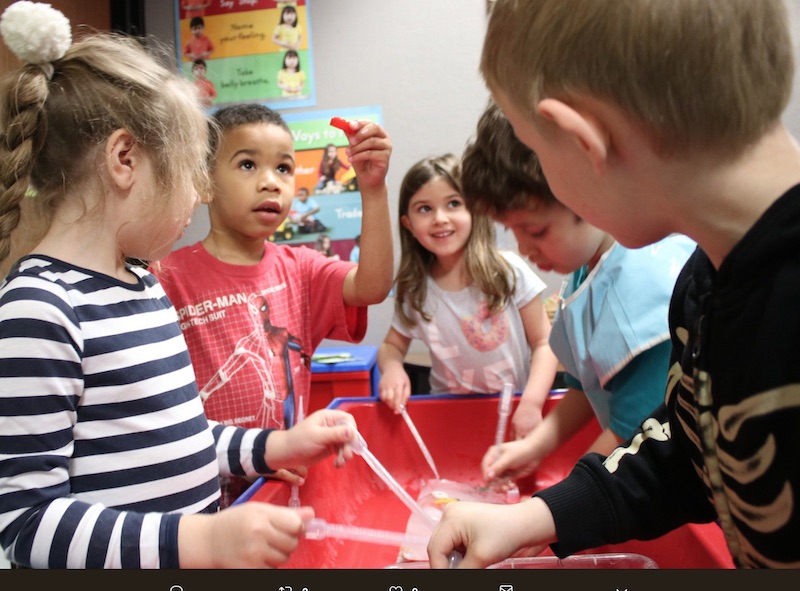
[344,121,392,192]
[265,409,358,470]
[179,503,315,568]
[428,500,551,569]
[481,439,540,491]
[266,466,309,486]
[378,366,412,414]
[511,404,543,439]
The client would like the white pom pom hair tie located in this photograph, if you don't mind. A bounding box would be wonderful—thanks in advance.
[0,1,71,73]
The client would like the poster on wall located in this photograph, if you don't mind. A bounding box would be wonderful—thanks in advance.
[175,0,316,110]
[276,106,383,262]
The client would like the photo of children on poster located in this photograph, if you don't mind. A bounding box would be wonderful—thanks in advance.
[177,0,315,109]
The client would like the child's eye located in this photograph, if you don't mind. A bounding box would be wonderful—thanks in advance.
[416,204,431,214]
[528,227,547,238]
[278,162,294,175]
[238,159,255,171]
[447,198,464,209]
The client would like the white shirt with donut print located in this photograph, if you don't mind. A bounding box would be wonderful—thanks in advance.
[392,251,546,394]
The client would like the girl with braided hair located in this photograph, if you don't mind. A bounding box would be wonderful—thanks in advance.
[0,1,359,569]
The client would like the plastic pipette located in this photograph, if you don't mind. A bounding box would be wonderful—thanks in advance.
[494,382,514,446]
[449,551,464,568]
[492,383,522,503]
[289,395,304,508]
[350,429,438,529]
[401,407,440,479]
[304,518,429,547]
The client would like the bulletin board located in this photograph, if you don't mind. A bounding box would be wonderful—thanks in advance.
[175,0,316,110]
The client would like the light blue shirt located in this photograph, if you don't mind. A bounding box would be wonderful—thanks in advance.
[292,196,320,219]
[549,235,695,437]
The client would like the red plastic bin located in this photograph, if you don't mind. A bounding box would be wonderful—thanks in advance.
[238,391,734,569]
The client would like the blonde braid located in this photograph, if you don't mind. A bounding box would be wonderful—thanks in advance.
[0,65,49,264]
[0,0,71,270]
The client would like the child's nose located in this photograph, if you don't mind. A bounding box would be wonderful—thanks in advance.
[259,171,279,191]
[518,240,539,259]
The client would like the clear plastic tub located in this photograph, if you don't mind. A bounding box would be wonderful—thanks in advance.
[386,553,659,569]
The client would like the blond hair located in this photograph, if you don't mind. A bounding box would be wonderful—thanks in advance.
[482,0,794,157]
[394,153,515,327]
[0,32,211,267]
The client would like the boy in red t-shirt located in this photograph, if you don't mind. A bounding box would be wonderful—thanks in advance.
[152,104,394,507]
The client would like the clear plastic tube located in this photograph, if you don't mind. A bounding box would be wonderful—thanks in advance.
[494,382,514,446]
[401,408,440,479]
[350,429,438,529]
[289,395,304,508]
[448,550,464,568]
[304,518,429,547]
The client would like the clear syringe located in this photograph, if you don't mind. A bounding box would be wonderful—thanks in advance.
[349,428,439,529]
[494,382,514,446]
[304,518,429,548]
[289,395,304,508]
[401,407,440,480]
[493,382,522,504]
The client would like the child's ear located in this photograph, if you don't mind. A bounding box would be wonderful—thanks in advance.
[105,129,138,191]
[400,214,412,232]
[537,98,608,175]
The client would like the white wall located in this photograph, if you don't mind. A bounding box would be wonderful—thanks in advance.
[145,0,800,354]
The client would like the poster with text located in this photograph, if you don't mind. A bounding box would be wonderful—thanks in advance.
[276,106,383,262]
[176,0,315,110]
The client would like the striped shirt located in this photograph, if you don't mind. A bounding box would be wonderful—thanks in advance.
[0,256,270,568]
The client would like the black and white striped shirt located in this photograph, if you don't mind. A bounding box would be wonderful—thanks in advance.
[0,256,270,568]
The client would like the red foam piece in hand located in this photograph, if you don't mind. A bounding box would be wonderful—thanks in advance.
[330,116,355,135]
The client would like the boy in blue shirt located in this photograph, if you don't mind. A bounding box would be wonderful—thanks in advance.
[461,101,694,488]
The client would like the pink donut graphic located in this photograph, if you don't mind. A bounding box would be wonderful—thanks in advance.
[461,302,508,352]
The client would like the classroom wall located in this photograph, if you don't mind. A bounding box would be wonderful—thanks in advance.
[145,0,563,354]
[141,0,800,353]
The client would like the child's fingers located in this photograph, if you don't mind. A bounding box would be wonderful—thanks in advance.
[295,506,315,522]
[347,124,390,150]
[317,408,357,429]
[347,140,392,162]
[386,387,405,413]
[482,444,502,469]
[348,120,387,140]
[270,468,306,485]
[483,446,516,483]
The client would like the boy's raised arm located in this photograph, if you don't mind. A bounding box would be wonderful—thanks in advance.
[340,120,394,306]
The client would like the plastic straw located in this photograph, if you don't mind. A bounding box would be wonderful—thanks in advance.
[288,395,304,508]
[494,382,514,446]
[350,429,438,529]
[304,518,429,547]
[401,407,440,479]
